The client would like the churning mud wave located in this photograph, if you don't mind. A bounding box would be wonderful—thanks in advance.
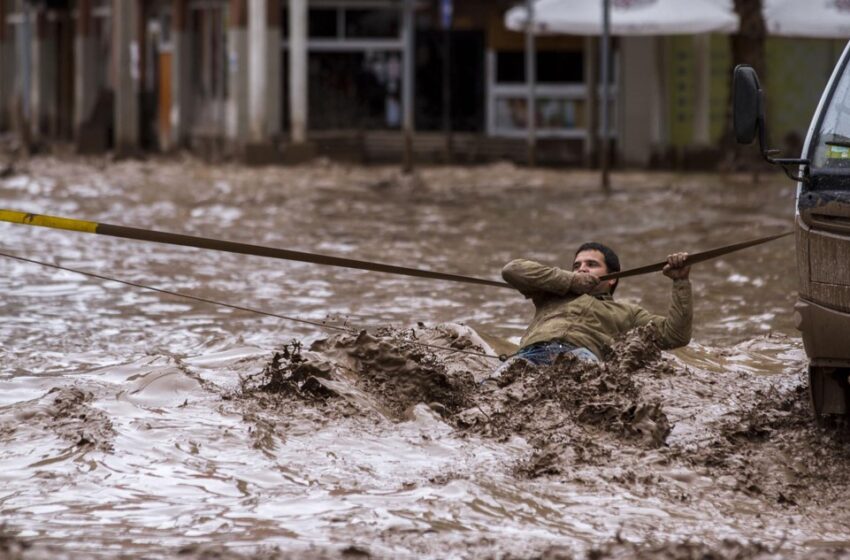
[238,323,850,515]
[2,323,849,559]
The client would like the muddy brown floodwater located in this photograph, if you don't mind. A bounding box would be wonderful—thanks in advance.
[0,156,848,559]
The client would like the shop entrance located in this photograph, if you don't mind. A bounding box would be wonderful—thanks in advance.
[415,29,485,132]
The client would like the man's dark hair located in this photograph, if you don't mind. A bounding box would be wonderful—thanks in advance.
[575,242,621,294]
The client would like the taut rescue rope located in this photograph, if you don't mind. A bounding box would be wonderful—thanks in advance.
[598,231,793,281]
[0,209,792,287]
[0,209,794,363]
[0,249,504,361]
[0,210,510,288]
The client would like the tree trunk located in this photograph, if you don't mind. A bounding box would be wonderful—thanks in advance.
[731,0,767,78]
[721,0,766,167]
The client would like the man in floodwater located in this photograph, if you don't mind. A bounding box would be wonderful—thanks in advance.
[499,242,691,366]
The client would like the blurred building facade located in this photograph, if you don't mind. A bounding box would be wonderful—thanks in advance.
[0,0,844,165]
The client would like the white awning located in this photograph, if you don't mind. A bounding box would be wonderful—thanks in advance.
[505,0,739,36]
[765,0,850,38]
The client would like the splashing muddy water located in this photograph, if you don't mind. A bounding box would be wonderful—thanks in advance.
[0,157,848,559]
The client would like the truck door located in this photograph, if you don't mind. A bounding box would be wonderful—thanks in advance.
[796,42,850,418]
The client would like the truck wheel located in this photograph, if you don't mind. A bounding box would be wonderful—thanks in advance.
[809,366,850,426]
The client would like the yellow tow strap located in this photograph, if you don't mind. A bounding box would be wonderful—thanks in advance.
[0,208,792,287]
[0,209,98,234]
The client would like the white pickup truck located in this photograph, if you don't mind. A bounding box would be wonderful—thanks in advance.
[734,47,850,423]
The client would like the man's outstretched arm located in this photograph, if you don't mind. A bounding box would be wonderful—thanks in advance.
[633,252,693,349]
[502,259,598,299]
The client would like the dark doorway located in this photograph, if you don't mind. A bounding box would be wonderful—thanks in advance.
[307,51,402,130]
[415,29,485,132]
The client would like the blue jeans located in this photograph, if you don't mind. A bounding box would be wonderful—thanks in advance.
[514,340,600,365]
[484,340,599,384]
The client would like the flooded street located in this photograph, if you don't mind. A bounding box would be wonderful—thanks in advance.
[1,156,848,559]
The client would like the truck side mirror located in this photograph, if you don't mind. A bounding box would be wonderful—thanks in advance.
[732,65,763,145]
[731,64,810,182]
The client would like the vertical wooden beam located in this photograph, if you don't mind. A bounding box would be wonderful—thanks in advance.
[600,0,611,194]
[266,0,280,138]
[30,7,51,141]
[57,5,74,139]
[525,0,536,167]
[584,36,597,168]
[0,0,8,131]
[440,0,452,162]
[18,1,33,149]
[288,0,307,144]
[169,0,190,149]
[227,0,248,146]
[113,0,140,155]
[136,0,147,94]
[248,0,267,142]
[401,0,414,173]
[74,0,97,141]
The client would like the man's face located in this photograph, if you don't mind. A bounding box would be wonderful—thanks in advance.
[573,249,617,294]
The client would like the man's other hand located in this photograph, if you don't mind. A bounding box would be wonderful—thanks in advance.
[663,252,690,280]
[572,272,600,294]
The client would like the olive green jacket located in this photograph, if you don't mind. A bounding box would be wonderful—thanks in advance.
[502,259,692,358]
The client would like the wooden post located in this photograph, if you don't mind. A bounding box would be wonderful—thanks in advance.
[74,0,97,140]
[600,0,611,194]
[289,0,307,145]
[17,1,32,150]
[248,0,267,143]
[169,0,190,150]
[525,0,536,167]
[584,36,597,168]
[266,0,281,138]
[227,0,248,146]
[441,24,452,162]
[0,0,9,132]
[0,0,7,130]
[113,0,140,155]
[30,7,52,142]
[402,0,414,173]
[57,5,73,139]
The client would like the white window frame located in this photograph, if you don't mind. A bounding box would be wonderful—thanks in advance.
[280,0,403,49]
[486,48,618,140]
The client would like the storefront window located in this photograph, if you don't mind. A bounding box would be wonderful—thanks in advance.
[308,51,402,130]
[496,51,583,83]
[495,97,584,133]
[285,6,402,41]
[488,48,615,138]
[496,52,524,83]
[189,4,228,134]
[282,3,404,130]
[344,8,399,39]
[309,8,337,38]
